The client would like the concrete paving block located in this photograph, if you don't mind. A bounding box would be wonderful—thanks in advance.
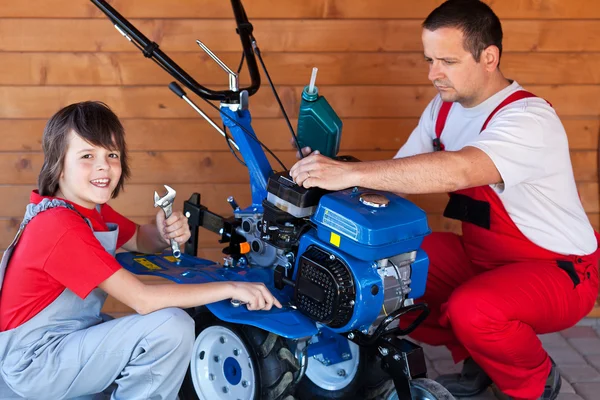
[432,359,463,375]
[584,355,600,372]
[561,326,599,339]
[547,347,587,365]
[558,364,600,383]
[575,318,600,328]
[556,394,585,400]
[420,343,453,361]
[567,337,600,356]
[426,368,439,380]
[457,387,498,400]
[561,377,576,393]
[540,332,570,348]
[571,382,600,400]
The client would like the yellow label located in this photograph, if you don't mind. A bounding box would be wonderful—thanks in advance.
[330,232,341,247]
[163,256,177,262]
[134,257,163,271]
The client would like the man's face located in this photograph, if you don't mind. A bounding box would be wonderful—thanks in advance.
[422,27,487,108]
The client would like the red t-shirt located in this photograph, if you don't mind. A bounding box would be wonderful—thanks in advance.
[0,191,137,331]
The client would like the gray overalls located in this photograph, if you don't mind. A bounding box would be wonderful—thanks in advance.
[0,199,194,399]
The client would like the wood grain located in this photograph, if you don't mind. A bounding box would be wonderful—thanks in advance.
[1,86,600,120]
[4,52,600,86]
[2,1,598,20]
[2,20,600,53]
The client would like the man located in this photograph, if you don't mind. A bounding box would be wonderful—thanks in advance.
[289,1,599,399]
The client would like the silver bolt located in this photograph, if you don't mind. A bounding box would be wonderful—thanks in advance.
[349,300,355,306]
[185,211,191,218]
[329,254,335,260]
[214,355,221,362]
[233,348,240,356]
[222,386,229,393]
[242,380,249,388]
[337,369,346,377]
[219,336,226,344]
[209,373,215,381]
[393,354,401,361]
[380,348,389,356]
[347,333,355,340]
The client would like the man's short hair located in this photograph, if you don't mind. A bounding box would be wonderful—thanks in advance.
[423,0,503,64]
[38,101,130,198]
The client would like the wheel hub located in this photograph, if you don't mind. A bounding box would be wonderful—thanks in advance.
[190,325,255,400]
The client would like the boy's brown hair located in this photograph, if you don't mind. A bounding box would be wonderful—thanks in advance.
[38,101,130,198]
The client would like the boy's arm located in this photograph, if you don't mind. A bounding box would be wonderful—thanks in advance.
[121,210,190,254]
[98,268,282,313]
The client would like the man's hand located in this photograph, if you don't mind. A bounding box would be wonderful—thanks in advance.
[290,137,313,160]
[156,210,191,245]
[290,151,359,190]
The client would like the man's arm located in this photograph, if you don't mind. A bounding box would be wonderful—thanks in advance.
[289,146,501,194]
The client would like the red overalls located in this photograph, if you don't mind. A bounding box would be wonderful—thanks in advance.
[403,91,600,399]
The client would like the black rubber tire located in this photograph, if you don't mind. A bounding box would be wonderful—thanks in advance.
[409,378,455,400]
[179,309,298,400]
[295,345,392,400]
[375,378,455,400]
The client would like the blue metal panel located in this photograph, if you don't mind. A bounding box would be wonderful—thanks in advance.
[408,249,429,299]
[220,107,274,210]
[116,251,318,339]
[294,231,384,333]
[306,327,353,366]
[311,188,431,260]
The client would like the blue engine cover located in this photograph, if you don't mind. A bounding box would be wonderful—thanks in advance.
[311,188,430,261]
[294,231,384,333]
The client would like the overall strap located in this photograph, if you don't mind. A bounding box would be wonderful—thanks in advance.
[0,199,91,291]
[20,198,91,232]
[433,101,452,151]
[480,90,537,131]
[433,90,546,151]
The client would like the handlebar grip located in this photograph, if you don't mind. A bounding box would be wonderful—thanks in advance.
[169,82,187,98]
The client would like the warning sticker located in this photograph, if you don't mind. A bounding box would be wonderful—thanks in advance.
[330,232,341,247]
[163,256,178,263]
[134,257,164,271]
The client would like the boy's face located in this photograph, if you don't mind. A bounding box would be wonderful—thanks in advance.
[422,27,490,108]
[58,130,122,209]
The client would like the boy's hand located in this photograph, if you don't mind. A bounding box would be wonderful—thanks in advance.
[231,281,283,311]
[156,210,191,245]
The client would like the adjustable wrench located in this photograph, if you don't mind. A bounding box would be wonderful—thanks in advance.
[154,185,181,259]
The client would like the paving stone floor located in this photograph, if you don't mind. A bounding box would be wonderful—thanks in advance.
[420,319,600,400]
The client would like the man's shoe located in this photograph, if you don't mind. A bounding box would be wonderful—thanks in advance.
[491,358,562,400]
[540,358,561,400]
[434,357,492,397]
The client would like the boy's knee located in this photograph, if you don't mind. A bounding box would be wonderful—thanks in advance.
[153,308,195,350]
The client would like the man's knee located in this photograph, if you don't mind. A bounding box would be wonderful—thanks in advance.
[445,285,508,342]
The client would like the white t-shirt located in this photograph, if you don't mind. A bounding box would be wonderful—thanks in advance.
[395,81,597,256]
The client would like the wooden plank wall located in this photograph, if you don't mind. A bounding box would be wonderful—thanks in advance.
[1,0,599,316]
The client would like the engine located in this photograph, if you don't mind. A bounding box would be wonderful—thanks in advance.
[234,171,431,333]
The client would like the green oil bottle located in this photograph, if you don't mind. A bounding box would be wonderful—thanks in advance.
[296,68,343,158]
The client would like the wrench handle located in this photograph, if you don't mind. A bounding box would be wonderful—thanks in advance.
[170,238,181,259]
